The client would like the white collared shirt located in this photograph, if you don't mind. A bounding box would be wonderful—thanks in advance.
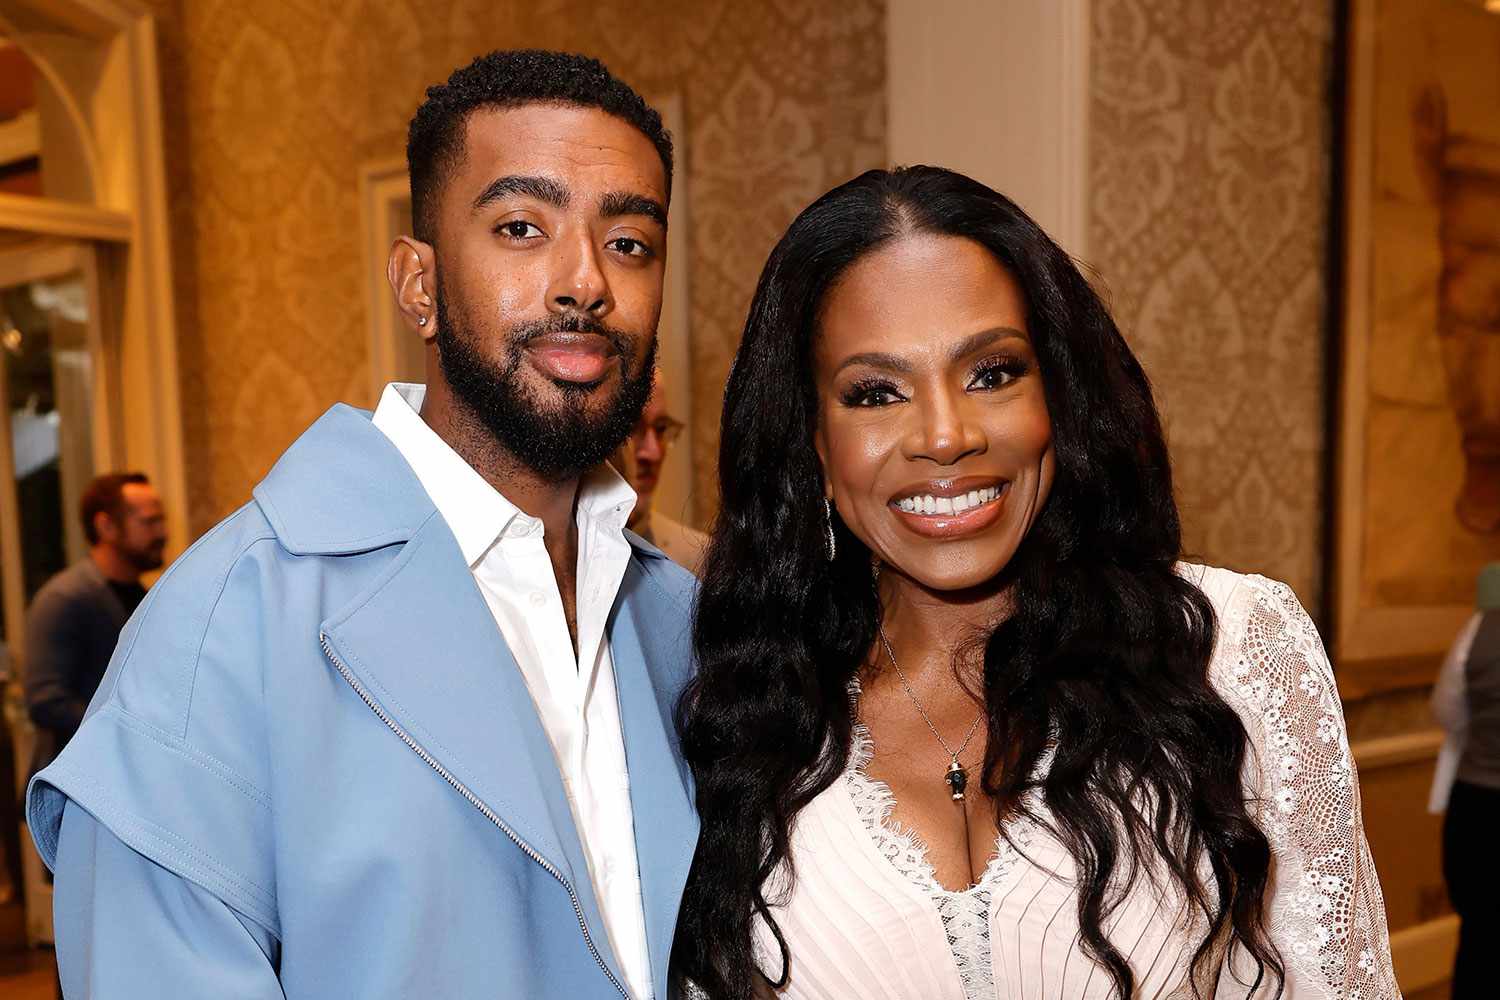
[372,383,653,999]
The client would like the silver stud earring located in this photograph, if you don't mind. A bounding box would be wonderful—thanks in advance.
[824,498,837,562]
[418,316,428,327]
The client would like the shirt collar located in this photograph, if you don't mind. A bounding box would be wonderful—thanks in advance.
[371,383,637,565]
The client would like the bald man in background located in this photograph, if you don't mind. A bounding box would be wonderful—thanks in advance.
[622,377,707,574]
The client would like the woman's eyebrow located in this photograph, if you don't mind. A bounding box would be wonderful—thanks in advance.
[835,351,912,375]
[948,326,1027,361]
[834,326,1029,376]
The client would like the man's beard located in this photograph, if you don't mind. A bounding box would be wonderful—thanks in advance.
[122,541,165,573]
[434,289,658,480]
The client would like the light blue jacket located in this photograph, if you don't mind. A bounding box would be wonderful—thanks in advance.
[27,404,700,999]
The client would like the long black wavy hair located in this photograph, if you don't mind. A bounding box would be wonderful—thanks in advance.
[672,166,1282,999]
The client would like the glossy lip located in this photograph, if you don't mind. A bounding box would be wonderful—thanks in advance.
[524,332,618,385]
[888,476,1010,539]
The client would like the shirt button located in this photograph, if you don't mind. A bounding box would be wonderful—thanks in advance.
[529,592,546,607]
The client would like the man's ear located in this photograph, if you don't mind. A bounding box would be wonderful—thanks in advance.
[388,236,437,342]
[94,510,119,544]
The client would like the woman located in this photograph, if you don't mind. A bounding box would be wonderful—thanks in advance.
[674,167,1397,999]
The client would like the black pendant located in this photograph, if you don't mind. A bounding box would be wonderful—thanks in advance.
[944,759,968,801]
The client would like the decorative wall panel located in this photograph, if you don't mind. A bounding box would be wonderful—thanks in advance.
[142,0,885,535]
[1089,0,1335,609]
[1334,0,1500,673]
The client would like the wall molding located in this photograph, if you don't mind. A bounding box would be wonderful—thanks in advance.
[1350,728,1443,770]
[0,192,131,242]
[1390,915,1458,994]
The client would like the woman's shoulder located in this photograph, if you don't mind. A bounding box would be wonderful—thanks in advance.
[1174,561,1301,616]
[1174,562,1320,650]
[1176,562,1344,755]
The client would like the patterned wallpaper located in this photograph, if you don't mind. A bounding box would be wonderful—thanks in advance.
[142,0,886,535]
[1089,0,1336,608]
[144,0,1335,613]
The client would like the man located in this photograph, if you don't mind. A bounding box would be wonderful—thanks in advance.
[28,51,697,999]
[1430,562,1500,998]
[623,376,708,574]
[24,472,166,777]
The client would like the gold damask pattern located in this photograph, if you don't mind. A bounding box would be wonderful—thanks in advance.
[1090,0,1334,608]
[142,0,885,534]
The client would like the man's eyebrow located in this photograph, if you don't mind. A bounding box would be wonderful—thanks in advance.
[599,190,668,228]
[471,175,570,213]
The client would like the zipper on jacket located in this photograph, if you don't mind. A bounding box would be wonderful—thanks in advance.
[319,633,629,998]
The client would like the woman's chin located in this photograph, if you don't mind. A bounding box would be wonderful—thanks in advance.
[880,550,1018,596]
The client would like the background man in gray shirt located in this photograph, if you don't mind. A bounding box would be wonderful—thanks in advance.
[1431,561,1500,999]
[24,472,167,778]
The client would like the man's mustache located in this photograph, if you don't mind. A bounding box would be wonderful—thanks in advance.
[510,315,638,368]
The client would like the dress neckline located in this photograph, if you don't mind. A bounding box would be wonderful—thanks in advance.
[844,718,1021,896]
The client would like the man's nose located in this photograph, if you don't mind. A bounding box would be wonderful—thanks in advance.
[547,236,613,317]
[635,428,664,463]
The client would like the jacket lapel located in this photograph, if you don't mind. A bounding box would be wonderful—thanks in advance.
[319,512,621,980]
[609,557,699,998]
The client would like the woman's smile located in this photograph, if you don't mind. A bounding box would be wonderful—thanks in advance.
[888,477,1009,538]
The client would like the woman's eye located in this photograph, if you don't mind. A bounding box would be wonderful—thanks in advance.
[841,383,903,408]
[608,237,653,258]
[968,360,1024,391]
[496,220,543,240]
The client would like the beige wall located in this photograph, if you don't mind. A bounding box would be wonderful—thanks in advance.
[886,0,1089,255]
[142,0,886,535]
[1089,0,1336,609]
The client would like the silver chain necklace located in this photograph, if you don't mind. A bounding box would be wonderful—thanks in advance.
[876,621,984,802]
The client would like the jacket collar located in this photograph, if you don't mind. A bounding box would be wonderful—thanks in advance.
[252,404,434,556]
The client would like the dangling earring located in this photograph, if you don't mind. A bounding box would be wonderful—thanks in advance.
[824,498,837,562]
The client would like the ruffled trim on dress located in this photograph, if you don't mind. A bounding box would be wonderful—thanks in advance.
[845,717,1026,1000]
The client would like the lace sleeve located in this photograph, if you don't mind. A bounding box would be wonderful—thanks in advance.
[1217,576,1401,999]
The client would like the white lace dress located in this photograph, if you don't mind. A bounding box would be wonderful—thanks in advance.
[749,565,1401,999]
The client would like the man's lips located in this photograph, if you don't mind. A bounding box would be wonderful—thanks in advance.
[524,332,618,384]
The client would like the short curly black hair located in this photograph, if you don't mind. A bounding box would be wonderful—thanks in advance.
[406,49,673,244]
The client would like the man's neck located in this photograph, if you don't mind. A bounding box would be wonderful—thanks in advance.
[89,547,140,586]
[419,378,583,647]
[419,378,581,545]
[626,496,652,534]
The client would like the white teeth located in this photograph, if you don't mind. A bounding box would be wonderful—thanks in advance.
[896,485,1003,516]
